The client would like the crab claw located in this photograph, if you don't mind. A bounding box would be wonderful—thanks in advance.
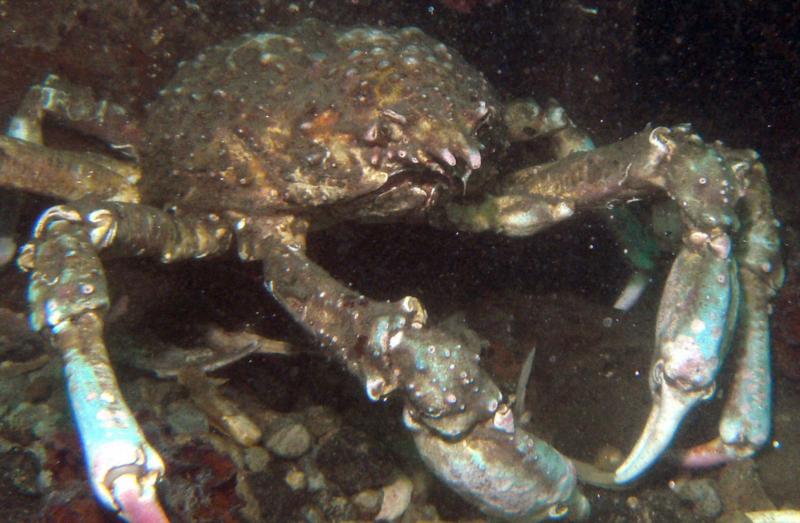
[57,314,168,522]
[615,245,737,484]
[407,405,589,521]
[614,373,706,483]
[113,472,170,523]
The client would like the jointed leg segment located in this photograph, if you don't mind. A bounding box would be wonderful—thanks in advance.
[247,216,503,437]
[18,202,232,520]
[1,74,144,267]
[446,122,783,483]
[242,215,589,520]
[8,74,141,154]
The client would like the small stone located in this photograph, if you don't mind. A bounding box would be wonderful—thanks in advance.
[301,505,325,523]
[376,475,413,522]
[669,477,722,518]
[327,496,355,520]
[316,426,396,495]
[305,465,328,492]
[244,446,271,472]
[313,491,358,520]
[265,417,312,459]
[165,399,209,435]
[285,468,306,491]
[303,405,341,438]
[352,488,381,513]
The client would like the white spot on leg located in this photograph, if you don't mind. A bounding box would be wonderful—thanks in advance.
[388,330,404,350]
[554,202,575,219]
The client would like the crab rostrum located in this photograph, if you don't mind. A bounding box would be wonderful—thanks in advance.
[0,19,783,522]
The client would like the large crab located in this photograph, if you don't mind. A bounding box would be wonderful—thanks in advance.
[0,19,784,522]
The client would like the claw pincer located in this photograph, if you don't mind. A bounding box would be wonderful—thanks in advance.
[261,232,588,521]
[392,327,589,521]
[612,128,783,483]
[20,208,169,522]
[615,243,737,482]
[410,409,589,521]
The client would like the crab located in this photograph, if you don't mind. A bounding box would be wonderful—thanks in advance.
[0,18,784,522]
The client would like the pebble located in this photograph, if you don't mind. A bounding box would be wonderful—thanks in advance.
[316,426,397,495]
[316,494,357,521]
[305,464,328,492]
[265,417,312,458]
[303,405,341,438]
[376,475,413,522]
[285,467,307,491]
[301,505,326,523]
[353,488,382,513]
[165,399,209,435]
[669,477,723,518]
[244,446,271,472]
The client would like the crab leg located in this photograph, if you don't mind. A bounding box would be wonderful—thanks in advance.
[8,73,142,155]
[494,98,660,310]
[18,202,232,521]
[0,136,141,202]
[678,160,784,468]
[410,411,590,521]
[615,143,782,482]
[244,216,588,520]
[1,74,140,266]
[446,124,780,483]
[614,239,738,481]
[1,73,143,263]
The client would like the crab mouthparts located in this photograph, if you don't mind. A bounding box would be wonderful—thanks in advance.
[379,168,455,205]
[342,168,454,219]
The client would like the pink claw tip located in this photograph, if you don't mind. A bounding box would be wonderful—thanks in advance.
[677,439,735,469]
[117,487,170,523]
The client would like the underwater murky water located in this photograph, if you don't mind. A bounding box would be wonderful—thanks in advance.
[1,1,798,522]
